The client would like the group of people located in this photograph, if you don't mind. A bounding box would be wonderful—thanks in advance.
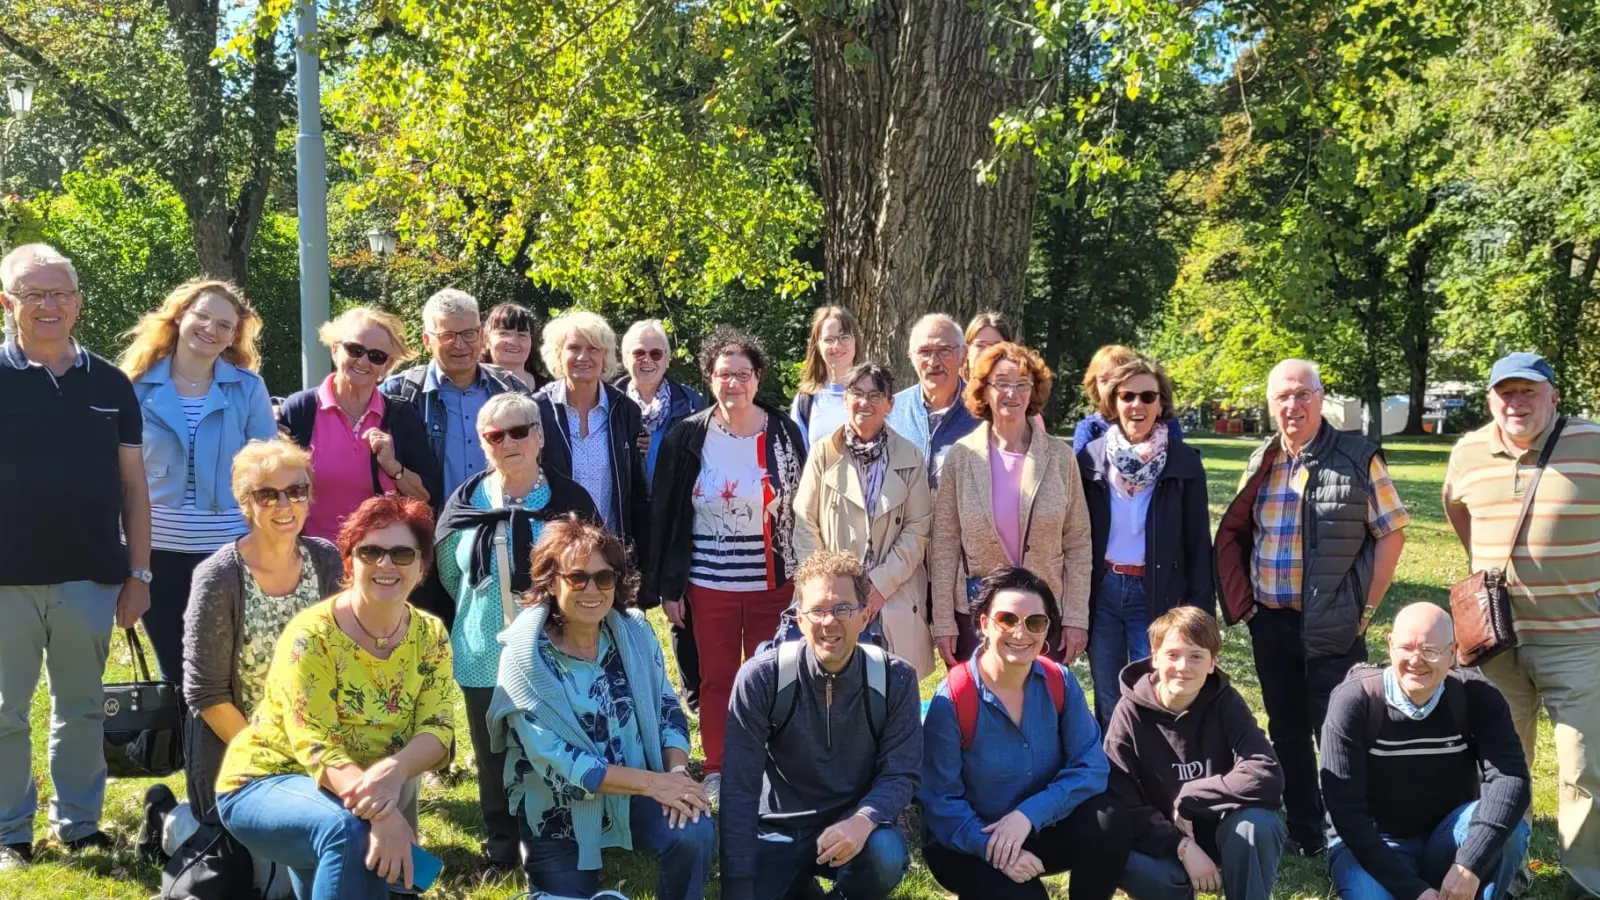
[2,237,1599,900]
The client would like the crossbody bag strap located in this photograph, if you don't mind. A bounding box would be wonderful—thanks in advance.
[1500,416,1567,573]
[124,627,154,682]
[493,488,518,627]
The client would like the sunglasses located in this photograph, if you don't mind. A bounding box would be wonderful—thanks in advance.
[353,545,420,566]
[1117,390,1160,405]
[483,424,537,444]
[560,569,618,591]
[631,348,666,362]
[249,483,311,506]
[991,610,1052,635]
[341,342,391,366]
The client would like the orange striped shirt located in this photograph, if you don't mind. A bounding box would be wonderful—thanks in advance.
[1443,416,1600,642]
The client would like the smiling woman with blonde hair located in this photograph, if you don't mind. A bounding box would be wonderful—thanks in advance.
[120,278,278,684]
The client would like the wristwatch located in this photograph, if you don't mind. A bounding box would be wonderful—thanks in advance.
[129,569,153,584]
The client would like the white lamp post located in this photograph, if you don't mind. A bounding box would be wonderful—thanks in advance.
[366,227,398,304]
[6,76,35,115]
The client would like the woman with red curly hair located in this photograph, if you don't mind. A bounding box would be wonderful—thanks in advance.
[214,496,455,899]
[929,342,1093,668]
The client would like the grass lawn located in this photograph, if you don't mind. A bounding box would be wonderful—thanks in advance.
[0,434,1569,900]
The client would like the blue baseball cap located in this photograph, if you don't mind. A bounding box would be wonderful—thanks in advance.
[1488,352,1555,387]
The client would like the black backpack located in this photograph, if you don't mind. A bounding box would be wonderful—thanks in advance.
[161,820,258,900]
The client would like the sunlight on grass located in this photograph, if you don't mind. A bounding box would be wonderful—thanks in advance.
[0,435,1567,899]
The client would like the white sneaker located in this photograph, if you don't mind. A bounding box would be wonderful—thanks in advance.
[702,772,722,808]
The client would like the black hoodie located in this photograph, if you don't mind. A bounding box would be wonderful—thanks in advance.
[1103,659,1283,857]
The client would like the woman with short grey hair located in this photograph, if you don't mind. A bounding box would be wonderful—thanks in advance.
[432,390,598,871]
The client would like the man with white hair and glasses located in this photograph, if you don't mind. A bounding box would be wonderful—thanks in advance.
[886,313,979,487]
[0,244,153,868]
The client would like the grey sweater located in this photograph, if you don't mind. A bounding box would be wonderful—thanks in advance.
[181,537,342,817]
[720,643,923,899]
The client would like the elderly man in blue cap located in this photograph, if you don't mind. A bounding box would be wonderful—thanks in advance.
[1443,351,1600,899]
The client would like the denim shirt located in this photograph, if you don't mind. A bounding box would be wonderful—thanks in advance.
[382,362,527,497]
[133,357,277,510]
[427,362,493,497]
[919,657,1109,858]
[886,380,980,488]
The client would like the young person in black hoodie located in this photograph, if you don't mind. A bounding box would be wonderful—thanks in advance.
[1321,603,1530,900]
[1105,606,1287,900]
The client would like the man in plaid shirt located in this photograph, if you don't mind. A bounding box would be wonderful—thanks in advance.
[1215,359,1410,857]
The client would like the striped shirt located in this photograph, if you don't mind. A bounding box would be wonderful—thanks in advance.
[151,395,248,553]
[1250,444,1410,608]
[1443,416,1600,642]
[689,420,773,591]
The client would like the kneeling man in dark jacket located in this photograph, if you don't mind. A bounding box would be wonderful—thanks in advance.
[721,550,923,900]
[1106,606,1287,900]
[1322,602,1531,900]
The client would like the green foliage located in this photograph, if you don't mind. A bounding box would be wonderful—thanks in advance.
[38,167,304,394]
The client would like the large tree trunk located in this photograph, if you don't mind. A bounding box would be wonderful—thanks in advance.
[1400,230,1435,434]
[809,0,1047,381]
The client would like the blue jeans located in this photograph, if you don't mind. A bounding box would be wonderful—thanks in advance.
[522,795,716,900]
[1122,807,1287,900]
[0,581,118,845]
[747,823,909,900]
[1090,572,1152,729]
[216,775,391,900]
[1329,801,1531,900]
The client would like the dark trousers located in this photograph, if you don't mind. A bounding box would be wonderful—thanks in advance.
[1248,605,1368,849]
[747,823,910,900]
[923,792,1137,900]
[145,549,210,685]
[673,602,701,713]
[462,685,520,866]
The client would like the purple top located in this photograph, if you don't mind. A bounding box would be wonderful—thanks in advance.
[990,446,1026,565]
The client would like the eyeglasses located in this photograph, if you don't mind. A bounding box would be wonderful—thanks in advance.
[429,327,482,345]
[991,610,1052,635]
[1271,388,1321,406]
[846,388,888,405]
[483,424,537,444]
[1117,390,1160,405]
[1391,642,1450,664]
[249,483,311,507]
[631,348,666,362]
[987,381,1033,395]
[713,369,756,385]
[560,569,618,591]
[820,334,855,348]
[353,545,420,566]
[341,343,392,366]
[914,345,958,362]
[11,289,79,307]
[799,603,863,623]
[187,311,237,336]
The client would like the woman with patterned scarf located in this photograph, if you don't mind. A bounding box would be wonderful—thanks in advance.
[1076,355,1215,730]
[642,325,806,805]
[793,362,936,678]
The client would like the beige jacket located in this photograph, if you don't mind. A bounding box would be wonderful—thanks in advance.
[793,426,936,678]
[929,422,1092,638]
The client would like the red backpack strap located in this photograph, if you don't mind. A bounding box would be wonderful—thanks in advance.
[1038,658,1067,716]
[947,660,980,750]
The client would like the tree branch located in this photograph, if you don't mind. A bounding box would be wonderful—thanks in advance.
[0,25,161,155]
[231,30,291,258]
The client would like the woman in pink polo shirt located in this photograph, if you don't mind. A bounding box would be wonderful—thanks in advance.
[277,307,442,540]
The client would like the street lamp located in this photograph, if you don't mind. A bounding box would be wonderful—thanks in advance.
[366,227,397,305]
[6,76,35,115]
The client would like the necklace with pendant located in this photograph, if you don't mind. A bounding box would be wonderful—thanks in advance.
[349,601,406,650]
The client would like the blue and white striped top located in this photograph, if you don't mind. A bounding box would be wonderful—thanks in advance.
[150,395,248,553]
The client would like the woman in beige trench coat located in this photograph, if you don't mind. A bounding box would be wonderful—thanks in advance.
[793,362,937,679]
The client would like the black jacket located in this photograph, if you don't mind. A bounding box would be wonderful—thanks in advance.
[276,386,444,510]
[1078,433,1215,619]
[534,381,651,567]
[643,400,807,608]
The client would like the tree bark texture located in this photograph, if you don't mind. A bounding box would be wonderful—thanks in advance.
[809,0,1047,381]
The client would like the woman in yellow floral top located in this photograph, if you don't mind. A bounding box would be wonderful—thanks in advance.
[215,495,455,900]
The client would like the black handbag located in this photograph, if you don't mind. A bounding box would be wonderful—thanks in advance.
[102,627,185,778]
[161,820,256,900]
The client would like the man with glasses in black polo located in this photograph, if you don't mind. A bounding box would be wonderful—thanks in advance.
[720,550,923,900]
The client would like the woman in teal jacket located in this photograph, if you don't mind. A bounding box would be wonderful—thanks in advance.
[121,278,276,683]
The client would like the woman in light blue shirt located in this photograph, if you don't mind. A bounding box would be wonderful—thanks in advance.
[790,305,858,448]
[490,515,713,899]
[121,278,276,683]
[920,565,1137,900]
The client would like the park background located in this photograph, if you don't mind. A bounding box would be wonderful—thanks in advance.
[0,0,1594,895]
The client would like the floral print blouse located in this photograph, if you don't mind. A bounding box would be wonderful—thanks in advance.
[216,599,455,794]
[237,552,324,718]
[506,626,692,842]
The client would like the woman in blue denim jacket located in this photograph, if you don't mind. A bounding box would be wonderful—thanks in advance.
[121,279,276,683]
[919,566,1137,900]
